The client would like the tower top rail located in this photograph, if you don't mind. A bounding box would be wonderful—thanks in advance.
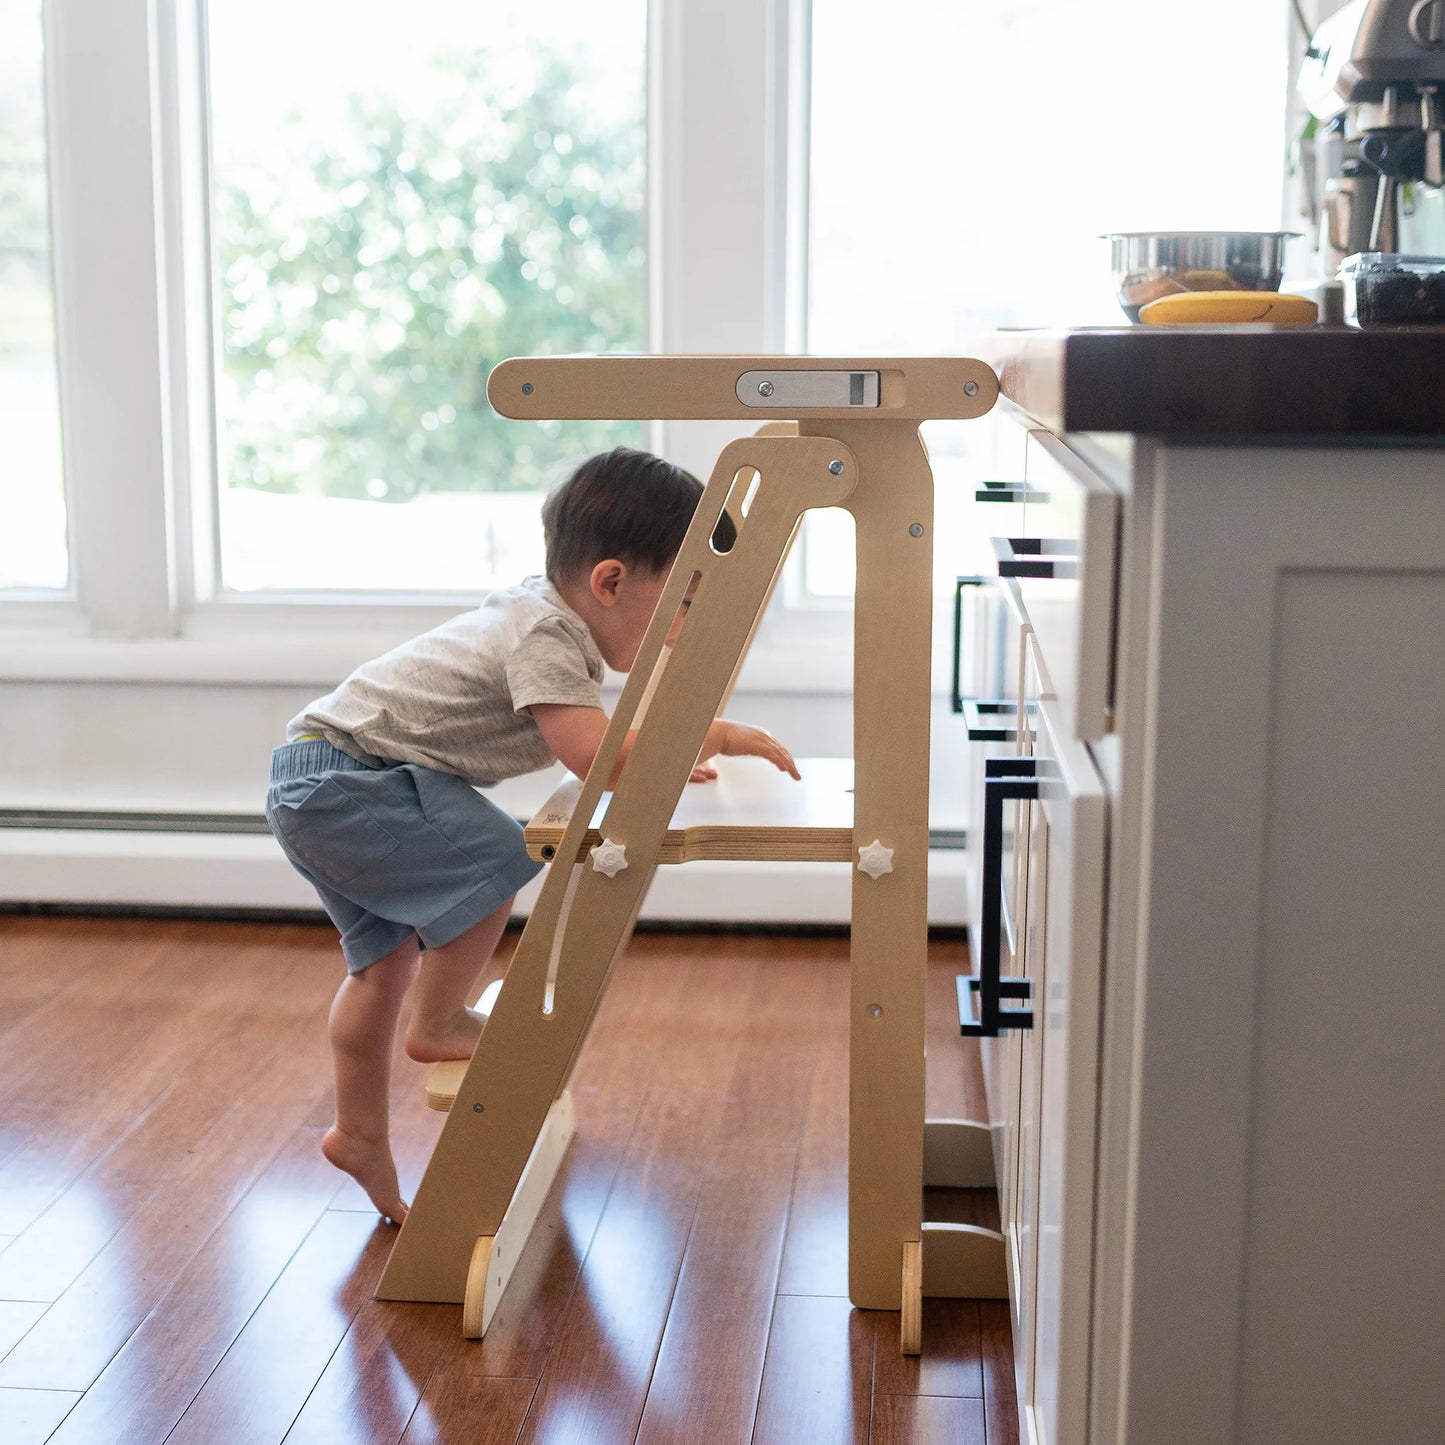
[487,354,998,422]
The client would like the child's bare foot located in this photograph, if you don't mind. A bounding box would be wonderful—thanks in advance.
[322,1125,409,1224]
[404,1005,487,1064]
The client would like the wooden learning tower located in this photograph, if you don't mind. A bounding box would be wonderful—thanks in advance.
[376,355,1003,1354]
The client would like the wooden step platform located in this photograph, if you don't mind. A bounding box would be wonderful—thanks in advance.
[524,756,855,865]
[424,1059,469,1113]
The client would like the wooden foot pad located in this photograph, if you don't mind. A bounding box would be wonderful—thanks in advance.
[901,1240,922,1355]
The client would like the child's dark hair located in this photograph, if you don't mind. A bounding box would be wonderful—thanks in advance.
[542,446,735,584]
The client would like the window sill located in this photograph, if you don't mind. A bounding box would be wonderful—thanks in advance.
[0,607,857,693]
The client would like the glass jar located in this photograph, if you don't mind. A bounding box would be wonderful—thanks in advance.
[1338,253,1445,326]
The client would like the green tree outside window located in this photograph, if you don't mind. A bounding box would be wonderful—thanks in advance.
[216,47,645,506]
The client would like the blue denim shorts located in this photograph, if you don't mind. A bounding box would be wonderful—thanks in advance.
[265,738,542,973]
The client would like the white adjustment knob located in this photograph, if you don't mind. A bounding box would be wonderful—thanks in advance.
[857,839,894,879]
[589,839,629,878]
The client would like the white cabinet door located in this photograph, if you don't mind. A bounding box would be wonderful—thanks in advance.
[1012,431,1120,743]
[1008,636,1048,1397]
[1027,693,1108,1445]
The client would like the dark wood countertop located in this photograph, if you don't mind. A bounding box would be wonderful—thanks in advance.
[981,326,1445,438]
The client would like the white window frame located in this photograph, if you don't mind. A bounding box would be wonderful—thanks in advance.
[1,0,851,691]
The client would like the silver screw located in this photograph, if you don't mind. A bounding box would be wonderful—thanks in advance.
[521,383,534,395]
[867,1003,883,1018]
[828,459,845,475]
[472,1102,485,1113]
[909,522,925,537]
[964,380,979,396]
[757,380,774,396]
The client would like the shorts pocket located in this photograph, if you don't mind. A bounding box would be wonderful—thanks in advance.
[268,775,401,888]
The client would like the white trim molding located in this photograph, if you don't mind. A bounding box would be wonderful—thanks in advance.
[0,829,970,927]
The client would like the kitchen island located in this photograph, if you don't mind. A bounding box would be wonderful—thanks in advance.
[960,327,1445,1445]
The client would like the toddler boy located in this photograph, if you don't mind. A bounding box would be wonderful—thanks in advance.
[265,446,799,1222]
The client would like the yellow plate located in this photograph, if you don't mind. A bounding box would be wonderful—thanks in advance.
[1139,291,1318,326]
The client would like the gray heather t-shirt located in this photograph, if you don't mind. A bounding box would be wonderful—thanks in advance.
[287,576,604,786]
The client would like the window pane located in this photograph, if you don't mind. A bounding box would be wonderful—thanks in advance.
[806,0,1291,595]
[0,0,67,591]
[207,0,647,593]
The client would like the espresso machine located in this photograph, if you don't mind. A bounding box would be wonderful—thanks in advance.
[1299,0,1445,267]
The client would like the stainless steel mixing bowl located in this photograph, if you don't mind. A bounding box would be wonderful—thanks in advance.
[1107,231,1300,321]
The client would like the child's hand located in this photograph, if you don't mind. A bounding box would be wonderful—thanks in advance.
[689,763,719,783]
[698,720,801,780]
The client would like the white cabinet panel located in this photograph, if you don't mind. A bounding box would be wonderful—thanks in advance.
[1028,693,1108,1445]
[1233,569,1445,1442]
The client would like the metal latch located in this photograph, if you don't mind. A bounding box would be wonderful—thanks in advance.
[736,369,880,408]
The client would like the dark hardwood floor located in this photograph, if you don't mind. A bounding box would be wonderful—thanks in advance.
[0,915,1018,1444]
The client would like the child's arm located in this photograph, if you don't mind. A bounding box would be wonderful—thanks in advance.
[529,704,800,788]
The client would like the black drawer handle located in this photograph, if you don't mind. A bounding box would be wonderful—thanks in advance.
[960,757,1037,1037]
[950,575,988,714]
[975,480,1052,504]
[991,535,1079,581]
[962,699,1035,743]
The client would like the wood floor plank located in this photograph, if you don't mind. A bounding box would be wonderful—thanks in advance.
[0,1386,82,1444]
[651,937,762,1093]
[873,1300,984,1399]
[0,937,181,1235]
[750,1294,875,1445]
[42,1123,339,1445]
[0,984,334,1305]
[0,920,121,1053]
[167,1210,393,1445]
[774,948,849,1297]
[0,925,335,1239]
[980,1300,1020,1445]
[281,1297,463,1445]
[513,1086,728,1445]
[635,1143,795,1445]
[0,921,226,1133]
[921,1186,1001,1234]
[870,1392,987,1445]
[398,1373,535,1445]
[716,943,835,1149]
[0,1005,333,1391]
